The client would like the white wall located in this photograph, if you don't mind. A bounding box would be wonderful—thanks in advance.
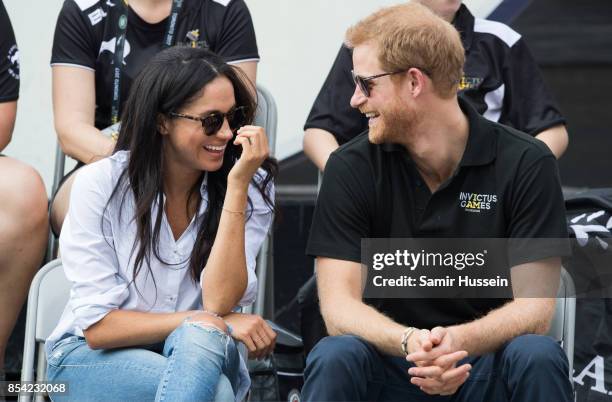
[3,0,496,193]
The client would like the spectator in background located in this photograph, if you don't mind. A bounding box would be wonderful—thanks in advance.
[0,0,49,381]
[46,47,276,401]
[303,0,569,172]
[49,0,260,235]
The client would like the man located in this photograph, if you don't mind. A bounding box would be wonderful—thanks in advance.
[302,3,572,401]
[0,0,49,381]
[303,0,569,171]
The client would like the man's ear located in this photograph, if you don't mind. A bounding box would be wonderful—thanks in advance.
[406,68,426,98]
[157,114,169,135]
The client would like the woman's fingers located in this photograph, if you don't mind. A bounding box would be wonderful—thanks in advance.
[229,126,270,185]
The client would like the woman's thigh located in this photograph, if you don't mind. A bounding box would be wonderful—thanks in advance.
[47,337,166,402]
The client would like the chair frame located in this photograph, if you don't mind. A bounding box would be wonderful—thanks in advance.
[549,267,576,379]
[20,259,69,402]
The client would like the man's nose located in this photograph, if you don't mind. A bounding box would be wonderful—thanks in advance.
[350,84,367,109]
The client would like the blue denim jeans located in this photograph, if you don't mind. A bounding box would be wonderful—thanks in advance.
[47,321,241,401]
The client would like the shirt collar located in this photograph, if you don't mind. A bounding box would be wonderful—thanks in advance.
[457,97,497,167]
[452,4,475,51]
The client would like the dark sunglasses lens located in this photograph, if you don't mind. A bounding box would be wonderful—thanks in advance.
[202,114,224,136]
[228,107,248,130]
[352,72,369,97]
[358,77,369,97]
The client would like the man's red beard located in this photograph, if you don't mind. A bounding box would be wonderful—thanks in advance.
[368,99,419,144]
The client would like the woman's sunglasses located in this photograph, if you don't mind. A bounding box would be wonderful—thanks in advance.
[169,106,249,136]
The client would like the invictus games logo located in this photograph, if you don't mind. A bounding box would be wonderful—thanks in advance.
[7,44,19,80]
[459,192,497,213]
[458,76,483,91]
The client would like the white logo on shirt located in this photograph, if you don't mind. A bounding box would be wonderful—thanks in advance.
[99,37,132,64]
[6,45,19,80]
[88,8,108,26]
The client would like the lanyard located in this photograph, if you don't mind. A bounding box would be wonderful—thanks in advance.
[110,0,184,125]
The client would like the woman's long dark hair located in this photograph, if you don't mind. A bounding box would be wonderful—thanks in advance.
[104,46,277,291]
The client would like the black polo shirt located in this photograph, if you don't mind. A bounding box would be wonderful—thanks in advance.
[51,0,258,130]
[304,4,565,145]
[0,1,19,103]
[306,98,569,329]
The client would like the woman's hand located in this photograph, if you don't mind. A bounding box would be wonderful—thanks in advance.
[223,312,277,359]
[228,125,269,188]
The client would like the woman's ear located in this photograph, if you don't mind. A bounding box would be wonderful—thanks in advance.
[157,114,169,135]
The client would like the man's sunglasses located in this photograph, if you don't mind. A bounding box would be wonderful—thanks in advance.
[169,106,249,136]
[351,68,430,97]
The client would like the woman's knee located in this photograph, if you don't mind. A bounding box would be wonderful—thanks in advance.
[165,313,232,356]
[185,312,229,334]
[0,158,48,230]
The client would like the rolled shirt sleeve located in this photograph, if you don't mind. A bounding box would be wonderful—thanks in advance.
[59,161,130,332]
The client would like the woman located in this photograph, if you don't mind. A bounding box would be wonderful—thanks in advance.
[46,46,276,401]
[49,0,259,235]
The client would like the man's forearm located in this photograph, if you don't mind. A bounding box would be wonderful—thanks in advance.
[322,296,408,356]
[453,298,555,356]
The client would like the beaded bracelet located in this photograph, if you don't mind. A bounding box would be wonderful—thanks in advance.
[401,327,417,356]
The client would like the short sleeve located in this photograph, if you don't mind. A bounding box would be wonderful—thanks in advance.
[212,0,259,64]
[500,39,565,136]
[306,153,372,262]
[59,162,130,332]
[0,2,19,102]
[304,45,368,145]
[506,150,570,266]
[51,0,98,69]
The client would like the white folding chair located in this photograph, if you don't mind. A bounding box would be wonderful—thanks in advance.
[249,84,277,318]
[19,259,70,402]
[547,266,576,380]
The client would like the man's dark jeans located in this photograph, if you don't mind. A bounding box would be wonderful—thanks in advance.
[302,334,573,402]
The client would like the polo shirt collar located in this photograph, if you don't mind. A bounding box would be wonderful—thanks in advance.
[452,4,475,51]
[458,97,497,167]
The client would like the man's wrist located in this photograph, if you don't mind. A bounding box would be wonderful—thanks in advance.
[401,327,418,356]
[449,325,468,353]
